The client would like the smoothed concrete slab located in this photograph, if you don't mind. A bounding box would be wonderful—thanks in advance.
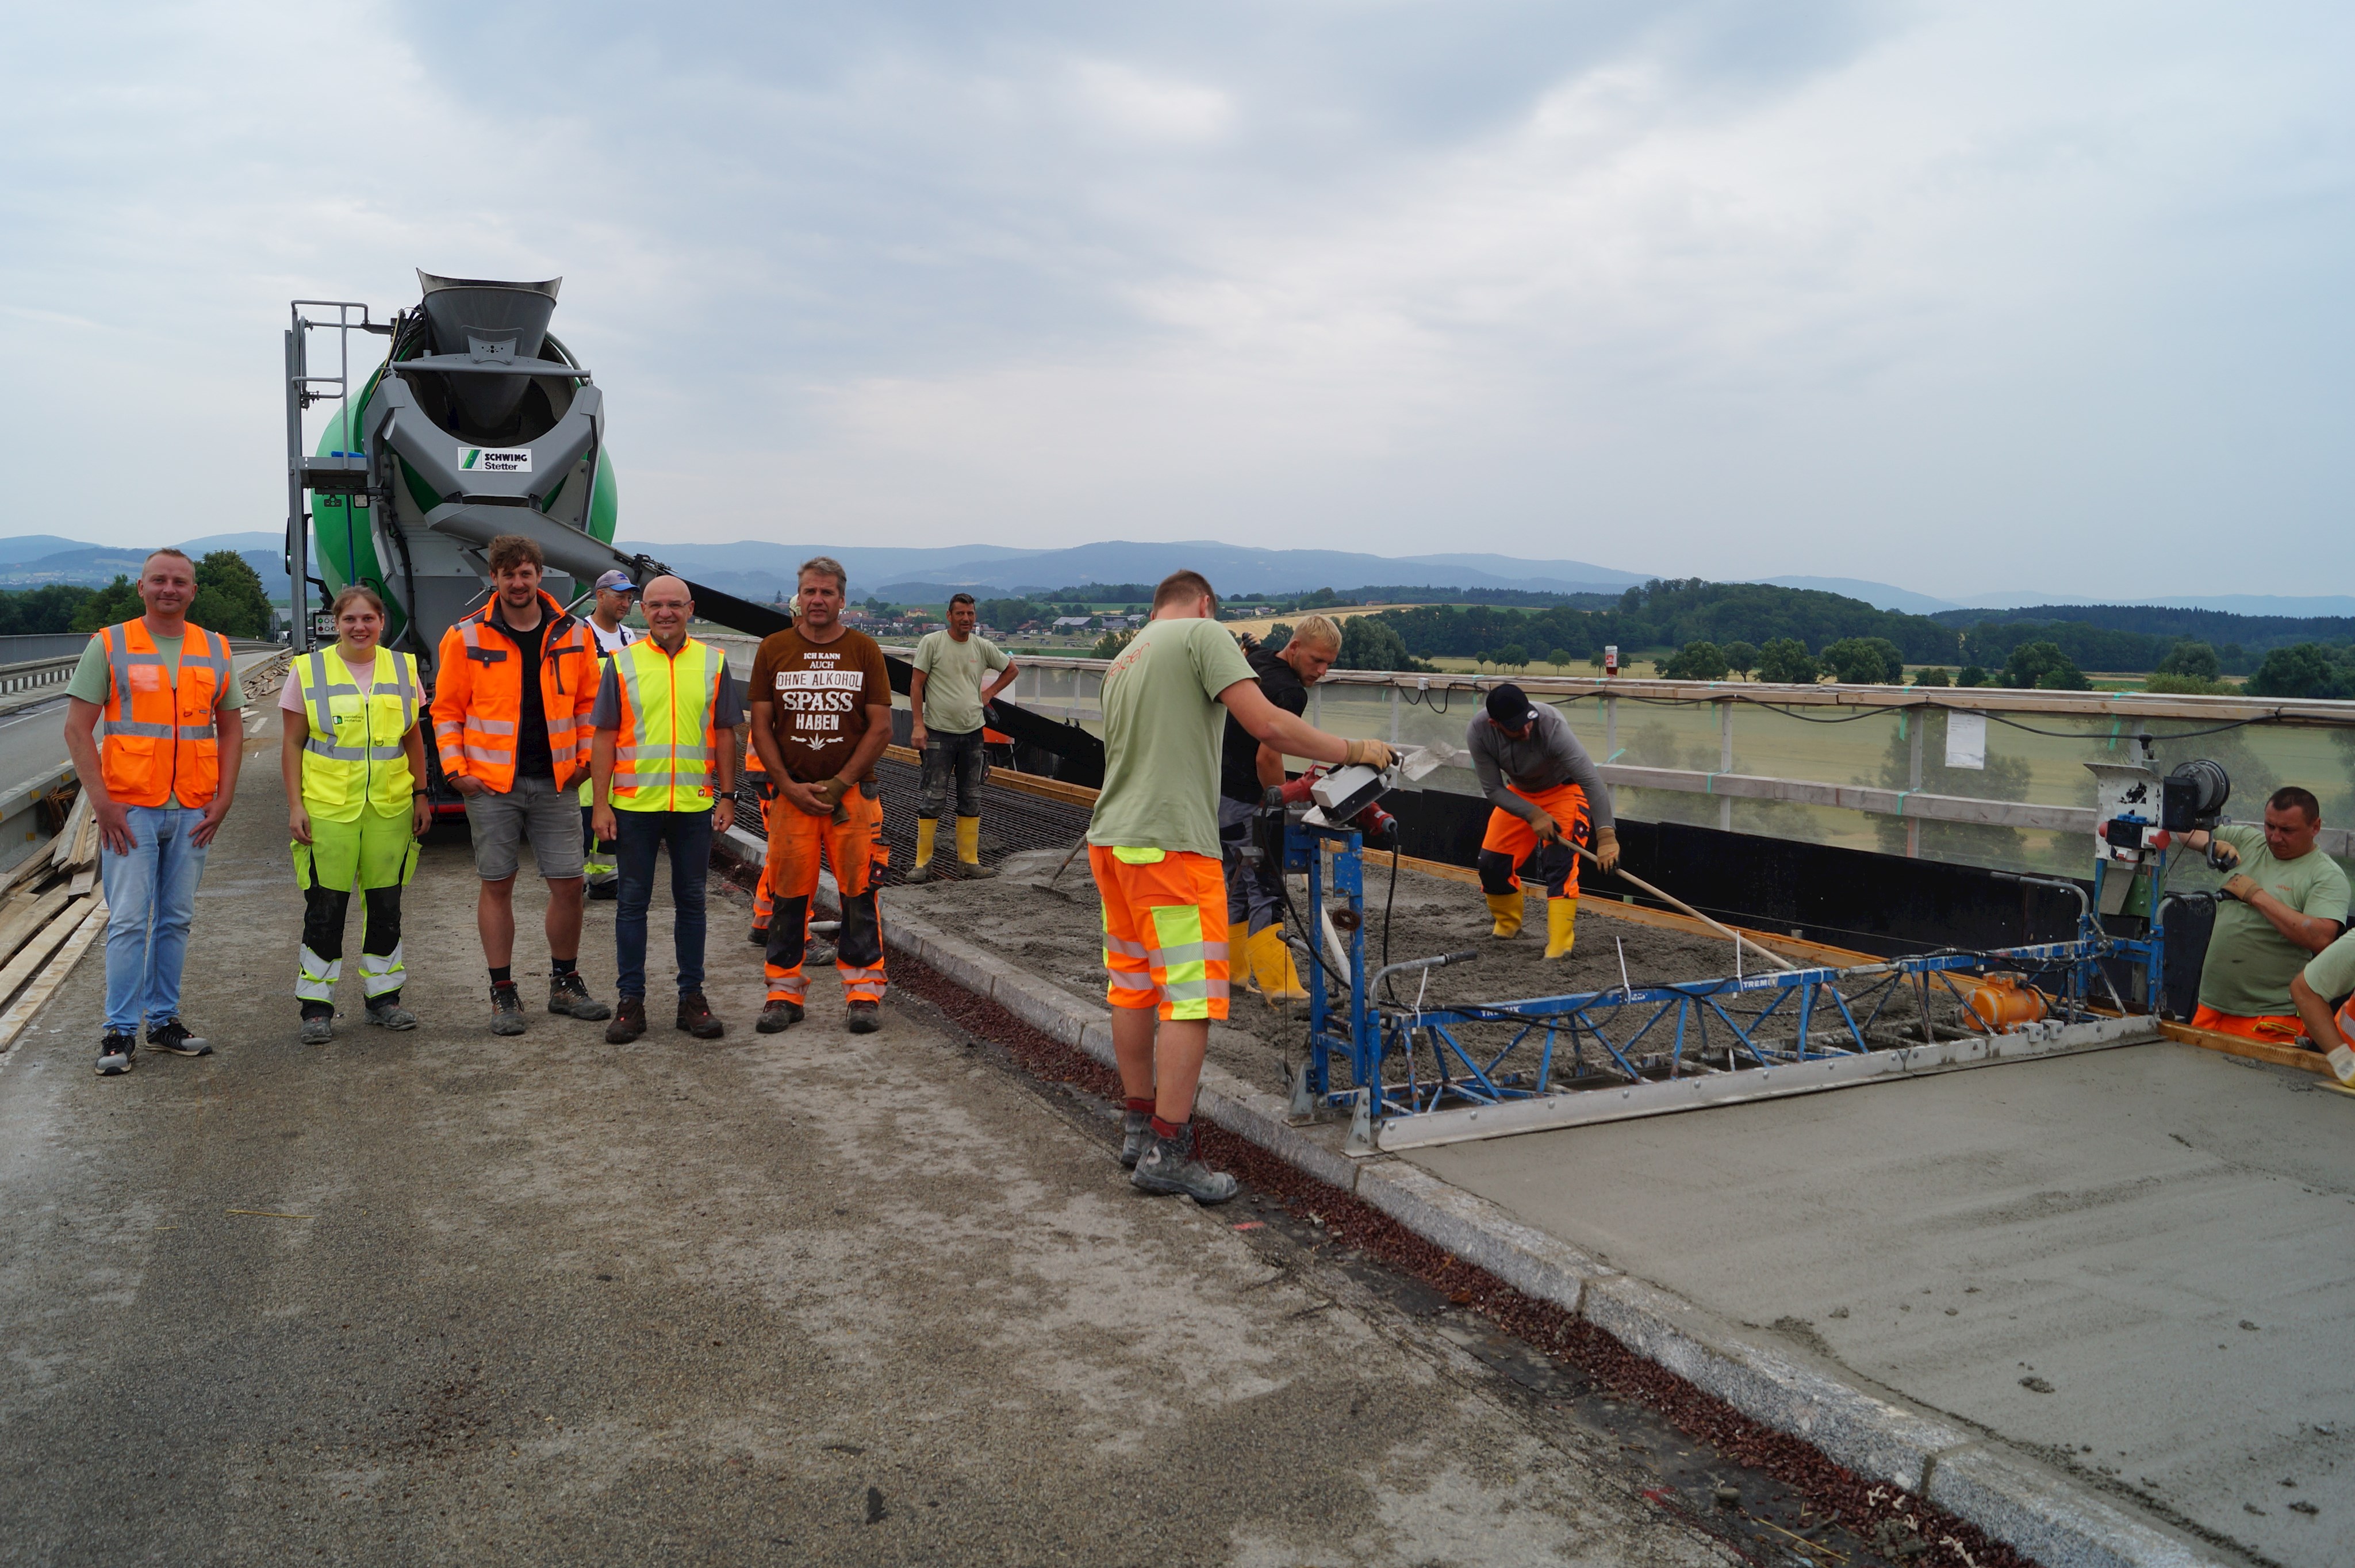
[1414,1046,2354,1566]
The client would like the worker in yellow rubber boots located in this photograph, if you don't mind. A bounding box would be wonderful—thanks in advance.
[904,593,1019,881]
[1467,684,1619,959]
[281,585,429,1043]
[1216,615,1342,1003]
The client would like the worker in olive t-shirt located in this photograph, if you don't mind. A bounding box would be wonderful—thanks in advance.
[1087,570,1391,1206]
[2178,787,2348,1040]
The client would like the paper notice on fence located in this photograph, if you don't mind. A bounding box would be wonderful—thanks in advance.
[1945,711,1987,770]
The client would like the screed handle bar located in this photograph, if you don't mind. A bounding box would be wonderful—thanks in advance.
[1575,845,1798,973]
[1371,950,1480,994]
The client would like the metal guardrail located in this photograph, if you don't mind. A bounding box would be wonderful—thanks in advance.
[0,655,79,699]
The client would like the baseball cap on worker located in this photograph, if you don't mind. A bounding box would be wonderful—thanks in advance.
[593,569,636,594]
[1485,683,1539,729]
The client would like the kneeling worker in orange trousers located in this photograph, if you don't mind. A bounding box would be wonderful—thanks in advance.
[1468,683,1620,959]
[1090,572,1394,1203]
[2177,787,2347,1042]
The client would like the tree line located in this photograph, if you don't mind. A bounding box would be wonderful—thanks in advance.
[0,552,277,641]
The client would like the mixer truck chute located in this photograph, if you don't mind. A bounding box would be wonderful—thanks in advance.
[283,274,1103,811]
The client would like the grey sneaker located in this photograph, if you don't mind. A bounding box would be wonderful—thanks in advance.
[366,1002,419,1031]
[548,972,612,1021]
[490,983,527,1036]
[1130,1125,1238,1204]
[1119,1109,1153,1169]
[147,1019,212,1057]
[96,1031,135,1076]
[300,1015,334,1045]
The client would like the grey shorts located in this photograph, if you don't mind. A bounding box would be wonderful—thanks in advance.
[463,772,587,882]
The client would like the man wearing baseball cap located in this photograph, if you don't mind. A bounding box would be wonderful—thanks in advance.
[581,570,640,898]
[1467,683,1619,959]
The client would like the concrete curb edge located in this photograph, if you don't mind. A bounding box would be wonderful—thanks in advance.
[712,826,2220,1568]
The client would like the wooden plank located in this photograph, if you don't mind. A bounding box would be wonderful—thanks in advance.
[1,837,55,894]
[68,868,94,897]
[0,895,92,1012]
[64,803,99,870]
[0,885,74,968]
[2158,1019,2332,1076]
[0,901,102,1057]
[49,791,89,869]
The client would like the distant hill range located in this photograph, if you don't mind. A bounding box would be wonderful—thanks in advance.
[616,539,1651,601]
[0,532,287,597]
[1930,602,2355,649]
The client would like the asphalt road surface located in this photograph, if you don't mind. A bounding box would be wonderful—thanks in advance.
[0,731,1726,1566]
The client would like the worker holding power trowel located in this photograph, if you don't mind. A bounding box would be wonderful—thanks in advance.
[1468,683,1619,959]
[1217,614,1343,1003]
[1091,573,1392,1204]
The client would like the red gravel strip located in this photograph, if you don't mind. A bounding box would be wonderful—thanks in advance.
[887,949,2042,1568]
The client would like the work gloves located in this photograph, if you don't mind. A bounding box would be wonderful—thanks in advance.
[1593,825,1621,875]
[1343,738,1396,770]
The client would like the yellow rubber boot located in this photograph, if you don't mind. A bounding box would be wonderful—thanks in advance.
[1544,898,1578,959]
[1250,926,1308,1003]
[913,817,937,868]
[955,815,995,876]
[1485,891,1524,940]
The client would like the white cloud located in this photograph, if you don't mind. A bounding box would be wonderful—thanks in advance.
[1,2,2348,598]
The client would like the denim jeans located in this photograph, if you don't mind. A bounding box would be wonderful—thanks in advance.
[613,808,714,999]
[98,804,211,1035]
[916,727,988,819]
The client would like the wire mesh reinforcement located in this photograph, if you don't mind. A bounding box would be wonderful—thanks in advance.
[734,757,1091,887]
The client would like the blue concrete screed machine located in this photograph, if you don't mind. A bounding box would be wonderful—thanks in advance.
[1272,752,2233,1155]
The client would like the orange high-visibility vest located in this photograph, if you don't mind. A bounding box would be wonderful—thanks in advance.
[429,591,601,793]
[96,619,233,810]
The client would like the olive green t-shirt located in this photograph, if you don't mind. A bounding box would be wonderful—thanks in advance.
[66,628,248,711]
[912,629,1010,735]
[2197,825,2350,1016]
[1086,617,1257,859]
[2302,929,2355,1005]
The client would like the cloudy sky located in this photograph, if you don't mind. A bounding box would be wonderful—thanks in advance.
[3,2,2347,595]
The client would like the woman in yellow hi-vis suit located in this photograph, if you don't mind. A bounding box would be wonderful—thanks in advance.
[279,585,430,1043]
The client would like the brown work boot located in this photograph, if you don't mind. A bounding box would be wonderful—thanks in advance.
[605,996,647,1044]
[845,1000,881,1034]
[756,998,804,1034]
[676,992,724,1039]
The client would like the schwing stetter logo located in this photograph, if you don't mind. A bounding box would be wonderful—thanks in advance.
[458,446,532,473]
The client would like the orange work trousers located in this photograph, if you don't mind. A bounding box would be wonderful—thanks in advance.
[763,788,887,1006]
[1477,782,1591,902]
[2188,1004,2301,1044]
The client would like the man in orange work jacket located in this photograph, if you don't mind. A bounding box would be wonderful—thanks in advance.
[62,547,246,1077]
[429,534,613,1036]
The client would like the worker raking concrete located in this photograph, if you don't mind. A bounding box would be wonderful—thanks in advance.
[1468,683,1620,959]
[1088,571,1392,1203]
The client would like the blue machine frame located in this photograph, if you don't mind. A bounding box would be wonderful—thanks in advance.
[1287,819,2172,1128]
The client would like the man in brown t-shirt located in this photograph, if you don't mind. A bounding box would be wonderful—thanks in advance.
[747,557,895,1035]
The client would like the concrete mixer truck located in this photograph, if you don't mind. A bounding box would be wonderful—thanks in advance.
[282,272,1102,808]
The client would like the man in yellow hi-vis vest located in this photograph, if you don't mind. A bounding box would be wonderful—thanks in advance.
[590,575,741,1044]
[279,585,429,1044]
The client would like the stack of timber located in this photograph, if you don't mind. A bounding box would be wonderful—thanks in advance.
[0,792,109,1053]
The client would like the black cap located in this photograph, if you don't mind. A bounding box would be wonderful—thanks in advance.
[1486,683,1539,727]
